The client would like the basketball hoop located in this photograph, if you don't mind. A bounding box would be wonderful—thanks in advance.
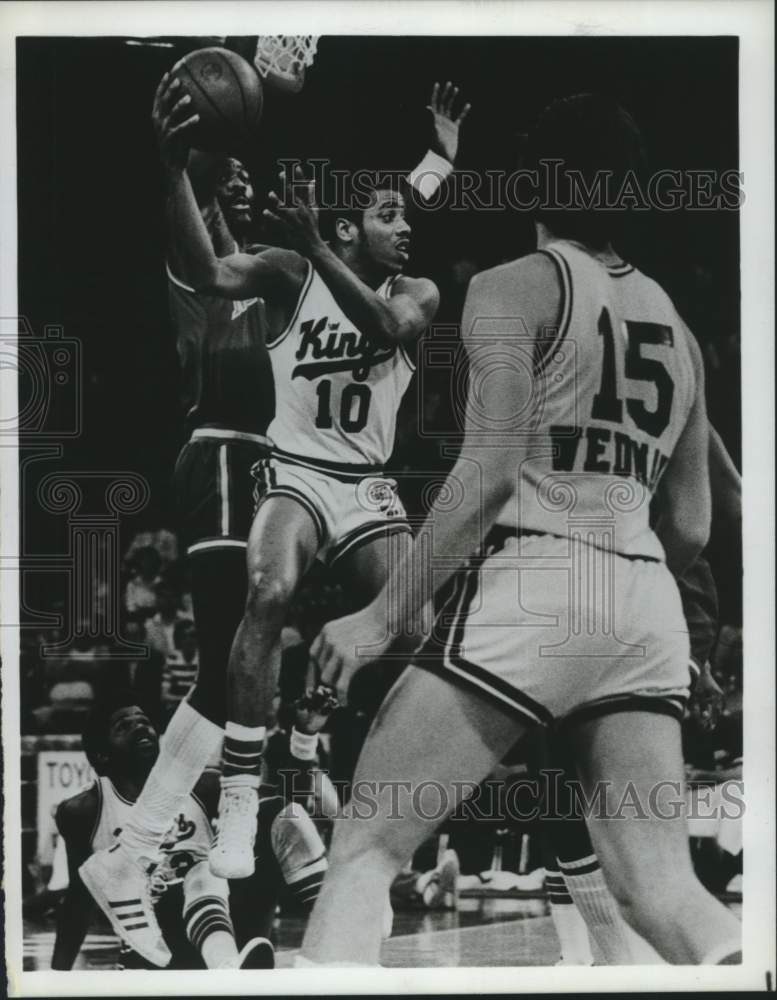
[253,36,319,94]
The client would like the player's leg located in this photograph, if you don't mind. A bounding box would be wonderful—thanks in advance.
[116,547,245,863]
[331,527,414,709]
[568,710,741,964]
[545,727,655,964]
[334,526,413,605]
[538,728,594,965]
[188,546,248,724]
[300,664,524,966]
[270,800,329,910]
[182,862,274,969]
[212,495,320,878]
[79,441,249,967]
[544,862,594,966]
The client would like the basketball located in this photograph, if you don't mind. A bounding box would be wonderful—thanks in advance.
[170,47,263,152]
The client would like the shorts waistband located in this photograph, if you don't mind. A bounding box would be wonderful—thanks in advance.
[190,428,271,446]
[484,525,661,564]
[270,446,386,483]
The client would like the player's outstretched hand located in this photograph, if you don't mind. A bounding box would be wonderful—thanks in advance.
[311,608,390,705]
[263,163,323,253]
[427,81,471,165]
[152,71,200,170]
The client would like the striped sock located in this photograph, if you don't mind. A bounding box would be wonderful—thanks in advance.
[559,855,638,964]
[221,721,265,785]
[546,866,594,964]
[184,894,237,968]
[286,854,328,909]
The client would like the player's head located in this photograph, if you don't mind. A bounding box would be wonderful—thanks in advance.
[325,182,411,277]
[215,156,255,234]
[82,691,159,778]
[525,93,647,249]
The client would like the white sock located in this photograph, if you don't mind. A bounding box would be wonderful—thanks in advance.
[121,700,222,856]
[204,930,240,969]
[221,721,266,787]
[546,867,594,964]
[184,891,238,968]
[560,856,637,964]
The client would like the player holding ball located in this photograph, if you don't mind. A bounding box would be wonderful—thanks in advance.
[80,55,472,966]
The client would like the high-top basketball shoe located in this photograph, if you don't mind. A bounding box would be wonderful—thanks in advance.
[79,843,171,967]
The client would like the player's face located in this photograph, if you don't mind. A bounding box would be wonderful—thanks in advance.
[106,706,159,772]
[216,158,254,232]
[359,190,411,274]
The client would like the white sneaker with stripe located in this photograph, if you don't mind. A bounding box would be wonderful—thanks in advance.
[79,843,171,968]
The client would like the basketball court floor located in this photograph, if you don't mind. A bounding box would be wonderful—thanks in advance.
[22,894,741,970]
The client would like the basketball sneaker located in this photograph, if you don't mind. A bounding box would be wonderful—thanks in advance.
[79,843,171,967]
[236,936,275,969]
[209,784,258,878]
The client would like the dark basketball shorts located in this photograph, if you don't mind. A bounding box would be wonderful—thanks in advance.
[173,428,272,557]
[414,526,691,729]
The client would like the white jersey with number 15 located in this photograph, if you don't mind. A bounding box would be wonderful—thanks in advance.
[498,239,698,560]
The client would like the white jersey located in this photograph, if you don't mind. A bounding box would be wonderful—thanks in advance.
[267,262,416,468]
[497,239,697,560]
[90,776,212,885]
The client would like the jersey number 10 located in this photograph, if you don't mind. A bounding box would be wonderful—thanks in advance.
[315,379,372,434]
[591,307,675,439]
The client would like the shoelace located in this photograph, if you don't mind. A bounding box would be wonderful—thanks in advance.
[140,854,168,907]
[148,860,173,902]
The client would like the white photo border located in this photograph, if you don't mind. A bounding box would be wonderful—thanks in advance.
[1,0,774,995]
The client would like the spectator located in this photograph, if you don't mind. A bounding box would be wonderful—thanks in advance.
[124,545,162,618]
[161,620,199,722]
[32,659,95,734]
[122,616,166,730]
[145,581,189,658]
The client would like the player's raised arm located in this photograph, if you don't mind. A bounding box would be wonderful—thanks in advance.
[264,165,439,345]
[654,334,712,576]
[51,794,98,970]
[152,72,305,301]
[407,81,471,202]
[165,151,234,282]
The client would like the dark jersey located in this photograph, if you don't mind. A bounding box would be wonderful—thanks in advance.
[167,265,275,436]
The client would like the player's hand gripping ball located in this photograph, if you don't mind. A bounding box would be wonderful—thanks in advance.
[169,47,263,152]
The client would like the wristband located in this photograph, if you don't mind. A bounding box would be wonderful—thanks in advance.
[408,149,454,201]
[290,727,318,761]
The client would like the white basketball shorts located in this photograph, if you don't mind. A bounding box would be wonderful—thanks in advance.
[415,527,691,727]
[252,448,411,566]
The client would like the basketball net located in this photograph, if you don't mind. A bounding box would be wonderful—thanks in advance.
[253,36,319,93]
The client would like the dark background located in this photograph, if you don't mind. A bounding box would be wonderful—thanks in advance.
[16,35,741,620]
